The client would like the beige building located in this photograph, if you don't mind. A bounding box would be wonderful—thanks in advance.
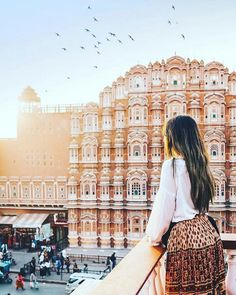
[1,55,236,249]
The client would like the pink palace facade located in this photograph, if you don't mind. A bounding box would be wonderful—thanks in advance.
[0,56,236,248]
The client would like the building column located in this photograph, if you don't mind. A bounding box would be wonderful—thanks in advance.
[67,208,78,247]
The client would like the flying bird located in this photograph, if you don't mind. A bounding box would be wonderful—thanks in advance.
[108,32,116,37]
[55,32,60,37]
[80,46,85,50]
[181,34,185,40]
[67,77,70,79]
[172,5,175,10]
[62,47,67,51]
[118,39,122,44]
[128,34,135,41]
[94,66,98,69]
[88,5,91,9]
[93,17,98,22]
[168,20,171,25]
[85,28,90,32]
[94,44,98,48]
[106,38,110,41]
[97,41,102,45]
[92,34,96,38]
[97,51,101,55]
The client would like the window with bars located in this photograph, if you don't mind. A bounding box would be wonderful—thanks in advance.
[132,182,141,196]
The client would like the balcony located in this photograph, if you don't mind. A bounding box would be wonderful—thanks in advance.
[87,234,236,295]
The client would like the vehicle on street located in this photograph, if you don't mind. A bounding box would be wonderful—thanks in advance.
[70,279,101,295]
[65,272,103,294]
[0,261,12,284]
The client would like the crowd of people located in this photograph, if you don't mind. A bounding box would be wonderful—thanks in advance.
[11,247,118,291]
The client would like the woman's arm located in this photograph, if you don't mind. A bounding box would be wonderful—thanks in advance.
[146,160,176,245]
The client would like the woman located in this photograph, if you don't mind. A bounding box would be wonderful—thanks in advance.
[30,272,39,289]
[16,272,25,290]
[146,115,225,294]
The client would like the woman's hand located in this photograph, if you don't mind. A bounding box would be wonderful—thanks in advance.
[146,236,165,247]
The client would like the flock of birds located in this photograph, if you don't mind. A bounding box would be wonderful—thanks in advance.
[53,4,135,81]
[48,3,185,85]
[168,4,185,40]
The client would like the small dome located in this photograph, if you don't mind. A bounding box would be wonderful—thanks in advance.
[152,129,162,144]
[113,168,124,183]
[100,169,110,183]
[69,138,78,148]
[189,99,200,108]
[115,132,125,145]
[19,86,40,103]
[229,99,236,107]
[101,133,111,145]
[68,175,78,185]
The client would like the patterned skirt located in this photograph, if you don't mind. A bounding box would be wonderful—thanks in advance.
[165,214,226,295]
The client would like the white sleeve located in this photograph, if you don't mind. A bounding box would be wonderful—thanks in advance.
[146,160,176,244]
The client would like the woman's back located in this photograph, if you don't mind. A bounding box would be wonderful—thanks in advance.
[146,115,226,294]
[169,158,199,222]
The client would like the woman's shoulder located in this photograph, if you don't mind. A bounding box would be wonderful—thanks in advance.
[163,158,186,166]
[162,158,186,175]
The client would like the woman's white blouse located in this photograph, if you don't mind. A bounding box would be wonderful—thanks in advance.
[146,158,199,244]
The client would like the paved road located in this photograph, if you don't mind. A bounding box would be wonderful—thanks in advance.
[0,282,66,295]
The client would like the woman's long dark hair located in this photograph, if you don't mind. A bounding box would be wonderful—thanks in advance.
[164,115,214,213]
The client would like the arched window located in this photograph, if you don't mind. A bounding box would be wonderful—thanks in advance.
[85,221,91,232]
[210,144,218,159]
[85,184,90,195]
[83,113,98,132]
[133,145,141,157]
[128,132,148,162]
[127,170,147,200]
[212,170,226,202]
[165,97,186,119]
[80,173,96,199]
[133,76,143,89]
[230,81,236,94]
[71,116,80,135]
[215,182,220,200]
[103,93,111,107]
[132,182,141,196]
[82,137,97,162]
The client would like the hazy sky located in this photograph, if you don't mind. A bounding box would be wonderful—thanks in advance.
[1,0,236,137]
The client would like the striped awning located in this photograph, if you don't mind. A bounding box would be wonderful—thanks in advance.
[13,213,49,228]
[0,215,18,225]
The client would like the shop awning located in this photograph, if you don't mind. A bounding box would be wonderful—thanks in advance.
[13,213,49,229]
[0,215,18,225]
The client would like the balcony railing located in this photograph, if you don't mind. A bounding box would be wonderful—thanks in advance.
[89,237,165,295]
[88,234,236,295]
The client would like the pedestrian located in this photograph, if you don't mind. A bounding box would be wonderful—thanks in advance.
[55,256,61,275]
[30,272,38,289]
[16,272,25,290]
[110,252,117,269]
[60,253,65,270]
[45,259,51,276]
[105,256,112,272]
[39,262,46,279]
[30,257,36,274]
[83,264,88,273]
[65,256,71,273]
[73,261,78,273]
[146,115,226,294]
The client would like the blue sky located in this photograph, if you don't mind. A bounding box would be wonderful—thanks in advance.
[1,0,236,137]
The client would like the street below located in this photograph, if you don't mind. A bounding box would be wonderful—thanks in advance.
[0,282,66,295]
